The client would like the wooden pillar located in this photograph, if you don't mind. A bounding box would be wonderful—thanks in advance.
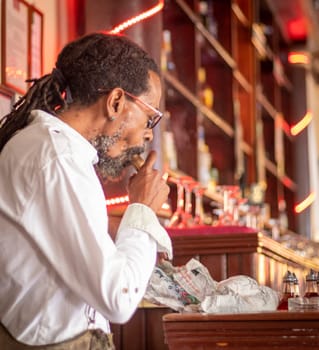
[291,65,311,237]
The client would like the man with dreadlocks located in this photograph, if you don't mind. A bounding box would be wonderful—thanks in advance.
[0,33,172,349]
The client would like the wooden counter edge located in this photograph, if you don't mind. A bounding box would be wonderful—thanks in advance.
[162,310,319,322]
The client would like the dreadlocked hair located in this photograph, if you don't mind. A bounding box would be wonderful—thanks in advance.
[0,73,68,152]
[0,32,160,153]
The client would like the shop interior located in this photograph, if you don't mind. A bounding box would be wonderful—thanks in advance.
[2,0,319,349]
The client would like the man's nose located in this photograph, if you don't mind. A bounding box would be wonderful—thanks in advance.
[144,128,153,142]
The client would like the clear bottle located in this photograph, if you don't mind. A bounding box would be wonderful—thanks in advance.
[197,125,212,187]
[304,269,319,298]
[292,272,300,297]
[277,270,295,310]
[278,199,288,231]
[198,0,218,39]
[161,30,176,72]
[208,166,219,192]
[162,111,178,170]
[197,0,218,59]
[161,30,178,100]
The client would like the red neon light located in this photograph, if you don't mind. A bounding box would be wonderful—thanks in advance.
[107,0,164,34]
[106,195,129,206]
[295,192,315,213]
[105,196,170,211]
[276,114,291,136]
[281,175,295,190]
[288,52,309,65]
[287,18,307,41]
[290,111,312,136]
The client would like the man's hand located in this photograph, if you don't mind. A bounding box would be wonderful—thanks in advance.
[127,151,170,213]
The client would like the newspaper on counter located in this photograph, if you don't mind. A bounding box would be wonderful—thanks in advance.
[172,258,218,301]
[201,275,279,313]
[144,260,200,312]
[144,258,279,313]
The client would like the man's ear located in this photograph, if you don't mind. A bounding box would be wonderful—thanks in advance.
[106,88,125,115]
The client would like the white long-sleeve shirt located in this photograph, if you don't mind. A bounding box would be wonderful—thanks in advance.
[0,110,172,345]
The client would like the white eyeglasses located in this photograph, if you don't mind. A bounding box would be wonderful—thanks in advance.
[124,91,163,129]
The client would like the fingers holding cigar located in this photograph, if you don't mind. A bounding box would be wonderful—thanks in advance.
[131,152,169,182]
[162,171,169,181]
[131,154,145,171]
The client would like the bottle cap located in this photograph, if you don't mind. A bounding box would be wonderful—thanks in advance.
[306,269,317,281]
[283,270,294,283]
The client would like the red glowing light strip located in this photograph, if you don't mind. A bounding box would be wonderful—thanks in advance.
[107,0,164,34]
[295,192,315,213]
[106,195,129,206]
[276,114,291,136]
[290,111,312,136]
[105,196,171,211]
[281,175,295,190]
[288,52,309,65]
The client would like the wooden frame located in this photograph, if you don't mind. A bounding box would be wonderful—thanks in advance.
[1,0,43,94]
[1,0,29,93]
[0,85,13,125]
[29,4,43,79]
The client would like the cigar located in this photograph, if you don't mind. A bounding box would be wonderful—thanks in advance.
[132,154,169,181]
[131,154,145,171]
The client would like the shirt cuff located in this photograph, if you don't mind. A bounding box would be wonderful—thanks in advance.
[118,203,173,260]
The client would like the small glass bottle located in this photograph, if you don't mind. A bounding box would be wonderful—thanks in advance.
[198,67,214,109]
[277,270,295,310]
[304,269,319,298]
[198,0,218,38]
[161,30,178,101]
[162,111,177,170]
[161,30,176,74]
[292,272,300,297]
[278,199,288,231]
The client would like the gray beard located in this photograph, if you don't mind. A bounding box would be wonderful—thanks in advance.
[90,133,144,181]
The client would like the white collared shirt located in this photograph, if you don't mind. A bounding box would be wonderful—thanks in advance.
[0,110,172,345]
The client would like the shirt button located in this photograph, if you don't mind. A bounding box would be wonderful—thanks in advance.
[122,288,128,293]
[134,288,138,293]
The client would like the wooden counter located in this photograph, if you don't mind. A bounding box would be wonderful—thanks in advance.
[111,226,319,350]
[162,311,319,349]
[168,226,319,292]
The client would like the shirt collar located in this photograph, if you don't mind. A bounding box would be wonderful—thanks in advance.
[30,110,99,164]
